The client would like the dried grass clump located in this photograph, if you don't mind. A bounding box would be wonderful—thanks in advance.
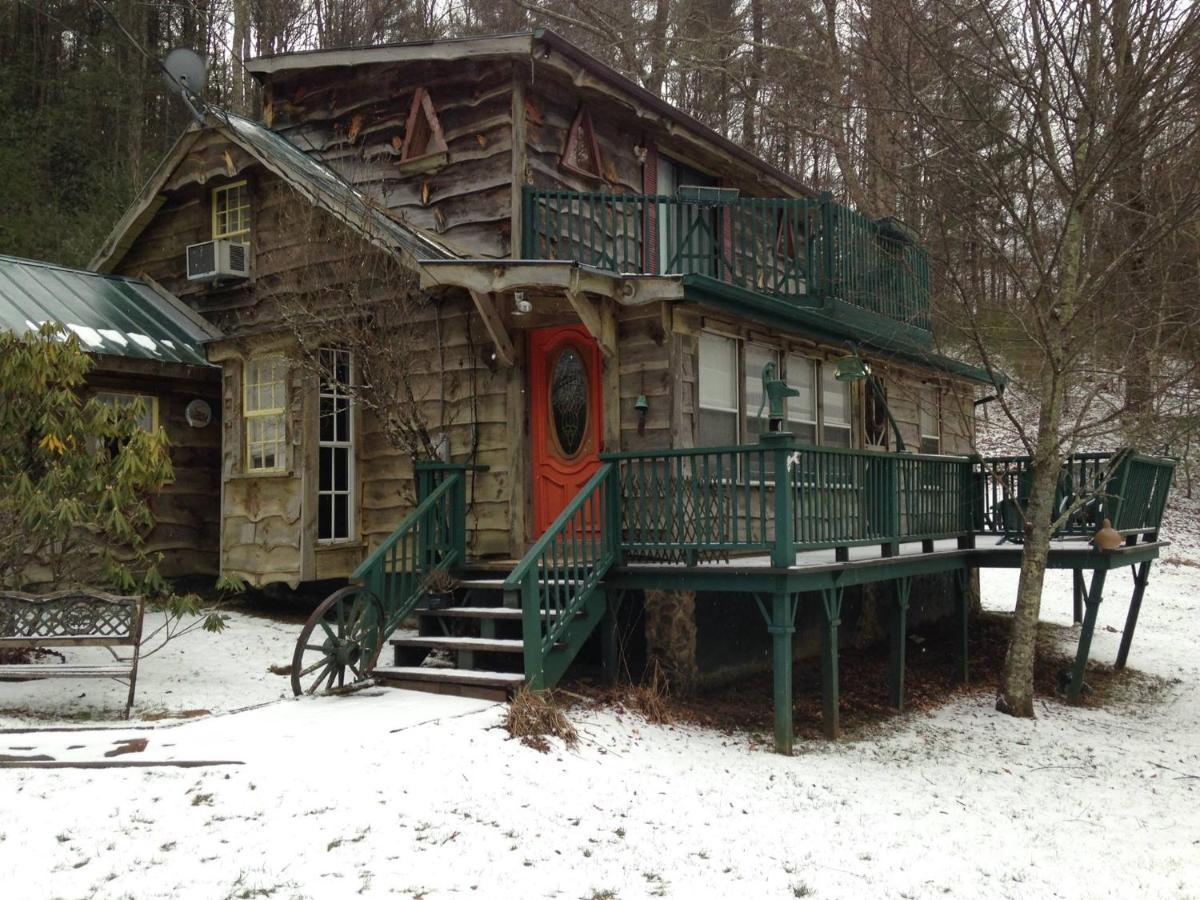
[506,687,578,752]
[625,660,673,725]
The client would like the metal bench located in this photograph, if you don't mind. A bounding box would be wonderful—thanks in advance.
[0,591,145,718]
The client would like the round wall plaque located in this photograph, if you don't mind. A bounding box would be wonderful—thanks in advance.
[185,398,213,428]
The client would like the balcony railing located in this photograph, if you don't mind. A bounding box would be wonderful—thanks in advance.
[521,187,932,333]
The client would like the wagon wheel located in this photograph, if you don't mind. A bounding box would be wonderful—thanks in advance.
[291,587,383,697]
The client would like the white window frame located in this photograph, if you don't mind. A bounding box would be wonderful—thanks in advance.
[697,332,741,447]
[317,348,355,543]
[785,353,818,445]
[819,362,854,448]
[94,391,158,432]
[919,385,941,455]
[244,355,288,473]
[213,180,250,241]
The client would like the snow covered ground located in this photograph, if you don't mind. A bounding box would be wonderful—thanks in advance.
[1,553,1198,899]
[0,607,299,728]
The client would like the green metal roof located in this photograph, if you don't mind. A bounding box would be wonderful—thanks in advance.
[0,254,216,367]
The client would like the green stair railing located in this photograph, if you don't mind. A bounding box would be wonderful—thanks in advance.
[504,463,619,690]
[355,463,469,668]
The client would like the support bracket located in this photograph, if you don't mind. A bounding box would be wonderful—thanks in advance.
[468,289,515,368]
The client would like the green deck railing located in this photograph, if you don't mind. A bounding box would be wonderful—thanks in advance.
[603,442,974,564]
[521,187,932,332]
[503,462,619,689]
[974,451,1176,541]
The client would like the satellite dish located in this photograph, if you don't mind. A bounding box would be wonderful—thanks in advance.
[162,48,206,98]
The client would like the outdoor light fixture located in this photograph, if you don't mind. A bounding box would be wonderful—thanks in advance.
[833,344,906,452]
[513,291,532,316]
[635,394,649,435]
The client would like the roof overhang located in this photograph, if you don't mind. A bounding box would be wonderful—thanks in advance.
[677,274,999,386]
[90,111,456,276]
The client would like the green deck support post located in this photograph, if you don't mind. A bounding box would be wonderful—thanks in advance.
[876,455,900,557]
[1072,569,1084,625]
[1115,561,1151,670]
[888,578,912,711]
[954,568,971,684]
[768,592,798,754]
[759,432,795,569]
[1067,567,1108,702]
[820,586,844,739]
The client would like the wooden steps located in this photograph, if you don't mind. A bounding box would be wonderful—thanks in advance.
[373,666,523,702]
[423,606,522,620]
[391,635,523,654]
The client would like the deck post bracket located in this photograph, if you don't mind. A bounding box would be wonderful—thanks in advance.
[888,578,912,711]
[820,586,844,740]
[1067,567,1108,702]
[467,289,516,368]
[953,567,971,684]
[1114,561,1151,670]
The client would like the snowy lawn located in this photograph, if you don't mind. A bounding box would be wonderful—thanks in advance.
[1,562,1198,899]
[0,604,299,728]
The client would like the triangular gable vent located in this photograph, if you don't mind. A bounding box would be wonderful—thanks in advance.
[561,106,604,178]
[401,87,449,161]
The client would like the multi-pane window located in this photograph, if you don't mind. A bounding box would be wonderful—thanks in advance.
[213,181,251,241]
[744,344,780,441]
[318,348,354,542]
[697,332,740,446]
[94,391,157,432]
[698,333,857,454]
[820,364,853,448]
[244,356,287,472]
[786,354,818,444]
[919,386,941,454]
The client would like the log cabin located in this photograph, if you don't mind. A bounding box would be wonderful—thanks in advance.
[0,254,222,578]
[83,30,1173,749]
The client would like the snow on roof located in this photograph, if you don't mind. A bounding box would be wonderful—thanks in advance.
[0,254,216,367]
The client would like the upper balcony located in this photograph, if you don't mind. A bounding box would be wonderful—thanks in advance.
[520,186,933,350]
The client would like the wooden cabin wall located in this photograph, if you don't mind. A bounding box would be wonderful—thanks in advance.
[521,62,804,201]
[878,367,976,454]
[86,368,221,578]
[355,292,515,565]
[262,60,515,257]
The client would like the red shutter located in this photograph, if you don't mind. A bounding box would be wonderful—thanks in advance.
[643,144,658,274]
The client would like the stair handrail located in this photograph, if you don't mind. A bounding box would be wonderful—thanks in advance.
[503,462,617,689]
[353,471,465,668]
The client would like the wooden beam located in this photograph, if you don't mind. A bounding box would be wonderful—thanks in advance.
[418,261,685,306]
[468,290,515,368]
[565,289,616,358]
[510,63,527,259]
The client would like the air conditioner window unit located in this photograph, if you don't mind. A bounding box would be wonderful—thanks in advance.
[186,239,250,282]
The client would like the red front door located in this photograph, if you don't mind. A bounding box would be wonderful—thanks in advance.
[529,325,604,535]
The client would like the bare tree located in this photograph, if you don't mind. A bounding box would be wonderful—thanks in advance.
[880,0,1200,716]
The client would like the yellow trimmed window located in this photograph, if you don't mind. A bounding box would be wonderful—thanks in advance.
[244,356,287,472]
[213,181,251,241]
